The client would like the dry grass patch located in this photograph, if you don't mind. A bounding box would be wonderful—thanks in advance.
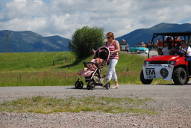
[0,96,156,114]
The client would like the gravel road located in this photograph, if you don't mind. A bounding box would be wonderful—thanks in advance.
[0,85,191,128]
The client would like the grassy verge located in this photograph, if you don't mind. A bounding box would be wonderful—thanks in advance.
[0,96,156,114]
[0,52,170,86]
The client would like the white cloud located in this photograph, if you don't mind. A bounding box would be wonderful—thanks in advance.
[5,0,46,18]
[0,0,191,38]
[0,17,47,33]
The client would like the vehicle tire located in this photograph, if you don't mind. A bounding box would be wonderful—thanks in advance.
[75,80,83,89]
[104,82,110,90]
[186,77,189,84]
[172,67,188,85]
[87,81,95,90]
[140,70,153,84]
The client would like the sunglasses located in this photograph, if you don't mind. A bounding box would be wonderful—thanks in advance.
[107,36,112,39]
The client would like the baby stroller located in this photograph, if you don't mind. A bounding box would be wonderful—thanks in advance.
[75,47,110,90]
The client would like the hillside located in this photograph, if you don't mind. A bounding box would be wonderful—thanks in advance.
[117,23,191,46]
[0,30,70,52]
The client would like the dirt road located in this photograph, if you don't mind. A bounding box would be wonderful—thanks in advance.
[0,85,191,128]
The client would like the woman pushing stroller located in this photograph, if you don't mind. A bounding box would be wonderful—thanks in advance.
[93,32,120,88]
[75,32,120,90]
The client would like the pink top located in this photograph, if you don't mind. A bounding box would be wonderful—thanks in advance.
[106,40,119,60]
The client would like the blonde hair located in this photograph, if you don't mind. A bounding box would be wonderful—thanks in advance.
[106,32,115,40]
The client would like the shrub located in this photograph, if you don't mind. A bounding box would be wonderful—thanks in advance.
[71,26,104,58]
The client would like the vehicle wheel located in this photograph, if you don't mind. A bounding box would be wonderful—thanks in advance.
[186,77,189,84]
[172,67,188,85]
[140,70,153,84]
[104,82,110,90]
[87,81,95,90]
[75,80,83,89]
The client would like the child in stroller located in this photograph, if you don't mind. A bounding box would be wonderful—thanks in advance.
[75,47,110,90]
[78,57,104,77]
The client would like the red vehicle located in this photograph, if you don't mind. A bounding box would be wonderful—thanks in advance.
[140,32,191,85]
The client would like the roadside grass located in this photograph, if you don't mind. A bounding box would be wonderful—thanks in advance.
[0,52,170,86]
[0,96,156,114]
[117,53,145,84]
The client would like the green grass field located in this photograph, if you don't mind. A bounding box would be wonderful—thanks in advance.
[0,52,169,86]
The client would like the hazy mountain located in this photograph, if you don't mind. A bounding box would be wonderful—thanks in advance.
[0,30,70,52]
[117,23,191,46]
[2,23,191,52]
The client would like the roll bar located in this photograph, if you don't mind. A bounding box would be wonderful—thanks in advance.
[148,32,191,58]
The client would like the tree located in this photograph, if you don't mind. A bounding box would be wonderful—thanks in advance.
[71,26,104,59]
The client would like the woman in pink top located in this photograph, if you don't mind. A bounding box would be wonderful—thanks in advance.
[105,32,120,88]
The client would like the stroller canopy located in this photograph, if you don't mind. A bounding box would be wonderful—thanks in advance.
[94,47,110,61]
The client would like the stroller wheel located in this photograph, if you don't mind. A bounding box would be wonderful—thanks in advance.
[75,80,83,89]
[104,82,110,90]
[87,81,95,90]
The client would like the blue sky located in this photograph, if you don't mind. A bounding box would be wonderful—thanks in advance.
[0,0,191,38]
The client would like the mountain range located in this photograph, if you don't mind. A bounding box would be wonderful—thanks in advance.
[1,23,191,52]
[0,30,70,52]
[117,23,191,46]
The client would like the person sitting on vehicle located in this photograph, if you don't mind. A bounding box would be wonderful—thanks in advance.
[175,36,182,43]
[157,40,163,55]
[169,42,181,55]
[165,36,173,43]
[162,42,169,55]
[165,37,173,49]
[180,42,191,58]
[180,42,191,72]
